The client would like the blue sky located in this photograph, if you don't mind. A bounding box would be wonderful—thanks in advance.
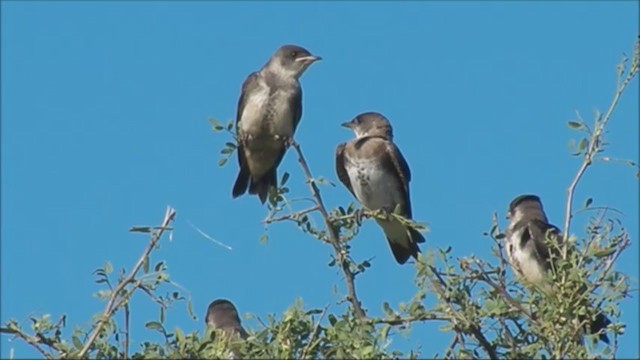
[2,1,638,358]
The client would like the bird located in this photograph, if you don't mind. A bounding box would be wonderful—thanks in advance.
[335,112,425,264]
[504,194,610,343]
[205,299,249,340]
[205,299,248,359]
[232,44,321,204]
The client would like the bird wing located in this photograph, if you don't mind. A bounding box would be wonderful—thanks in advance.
[289,84,303,133]
[236,72,260,125]
[525,219,562,271]
[335,142,356,198]
[382,141,413,218]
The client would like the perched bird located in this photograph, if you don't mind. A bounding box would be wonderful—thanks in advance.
[335,112,425,264]
[504,194,610,343]
[232,44,321,203]
[205,299,248,340]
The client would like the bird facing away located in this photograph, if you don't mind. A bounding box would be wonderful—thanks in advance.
[335,112,425,264]
[205,299,249,340]
[232,44,321,204]
[504,194,610,343]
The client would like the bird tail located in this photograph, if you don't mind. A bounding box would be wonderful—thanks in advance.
[378,219,424,265]
[589,313,611,344]
[249,168,277,204]
[232,168,250,199]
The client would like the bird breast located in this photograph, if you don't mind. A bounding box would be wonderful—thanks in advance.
[506,227,547,285]
[345,156,403,210]
[239,80,296,139]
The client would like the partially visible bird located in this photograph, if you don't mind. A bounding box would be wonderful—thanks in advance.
[335,112,425,264]
[504,194,610,343]
[232,44,321,203]
[205,299,248,340]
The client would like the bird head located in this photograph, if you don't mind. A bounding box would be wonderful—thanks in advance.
[506,194,547,223]
[342,112,394,139]
[267,44,321,79]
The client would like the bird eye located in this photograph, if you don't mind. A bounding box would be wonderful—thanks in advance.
[290,51,297,57]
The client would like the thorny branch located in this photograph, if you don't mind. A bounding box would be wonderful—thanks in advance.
[563,40,639,254]
[78,206,177,357]
[289,141,368,319]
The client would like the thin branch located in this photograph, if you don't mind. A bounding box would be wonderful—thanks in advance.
[426,264,499,360]
[290,141,367,319]
[563,55,638,251]
[78,206,177,357]
[371,312,448,325]
[263,205,320,224]
[444,332,462,359]
[472,261,534,321]
[0,327,51,359]
[123,304,130,360]
[300,305,329,360]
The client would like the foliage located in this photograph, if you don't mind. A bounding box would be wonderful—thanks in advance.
[2,38,638,359]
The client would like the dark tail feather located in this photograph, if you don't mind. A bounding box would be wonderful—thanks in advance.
[232,167,250,199]
[590,313,611,344]
[388,228,424,265]
[249,169,277,204]
[410,227,426,244]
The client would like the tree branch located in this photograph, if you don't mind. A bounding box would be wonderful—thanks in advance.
[78,206,176,357]
[290,141,367,319]
[0,326,51,359]
[563,49,639,251]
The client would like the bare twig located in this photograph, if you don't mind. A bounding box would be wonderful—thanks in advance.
[78,206,177,357]
[263,205,320,224]
[290,141,367,319]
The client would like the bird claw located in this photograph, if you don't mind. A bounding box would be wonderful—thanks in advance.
[378,207,392,220]
[238,133,253,146]
[282,136,294,148]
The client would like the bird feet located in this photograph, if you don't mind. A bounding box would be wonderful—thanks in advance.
[238,133,254,146]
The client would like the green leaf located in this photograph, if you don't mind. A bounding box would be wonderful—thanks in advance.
[104,261,112,274]
[593,247,616,257]
[187,298,197,320]
[259,234,269,244]
[567,121,584,129]
[584,197,593,208]
[281,172,290,186]
[578,138,588,150]
[143,256,150,274]
[145,321,165,333]
[209,118,222,128]
[129,226,152,233]
[154,261,165,272]
[218,158,228,166]
[72,336,83,349]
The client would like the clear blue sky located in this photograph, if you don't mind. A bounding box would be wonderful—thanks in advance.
[2,1,638,358]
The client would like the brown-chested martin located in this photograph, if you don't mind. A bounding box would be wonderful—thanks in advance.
[232,45,321,203]
[335,112,425,264]
[505,194,610,343]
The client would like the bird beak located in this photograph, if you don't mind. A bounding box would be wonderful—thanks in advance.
[295,55,322,63]
[341,121,353,129]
